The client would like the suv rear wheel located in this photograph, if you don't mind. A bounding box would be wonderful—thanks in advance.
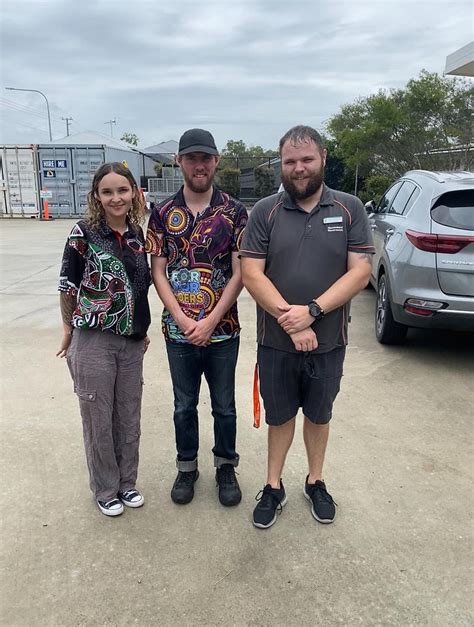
[375,273,408,344]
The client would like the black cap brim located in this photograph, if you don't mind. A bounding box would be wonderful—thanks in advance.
[178,145,219,156]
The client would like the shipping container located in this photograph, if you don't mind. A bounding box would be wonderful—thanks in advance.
[1,141,152,218]
[37,144,143,218]
[0,145,40,217]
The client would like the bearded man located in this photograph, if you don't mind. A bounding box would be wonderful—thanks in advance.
[240,125,374,528]
[147,129,248,507]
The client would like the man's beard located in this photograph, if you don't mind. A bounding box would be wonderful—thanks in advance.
[281,166,324,201]
[183,170,215,194]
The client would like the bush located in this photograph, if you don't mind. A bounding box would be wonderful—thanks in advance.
[254,166,275,198]
[218,167,240,198]
[363,174,393,204]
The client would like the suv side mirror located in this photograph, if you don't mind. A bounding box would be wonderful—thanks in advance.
[365,200,376,214]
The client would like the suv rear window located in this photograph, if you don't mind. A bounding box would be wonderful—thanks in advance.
[431,190,474,231]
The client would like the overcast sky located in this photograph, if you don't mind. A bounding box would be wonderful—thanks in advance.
[1,0,472,151]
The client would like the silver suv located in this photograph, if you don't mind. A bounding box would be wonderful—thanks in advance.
[367,170,474,343]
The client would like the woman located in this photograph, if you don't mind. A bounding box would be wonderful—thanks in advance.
[57,162,151,517]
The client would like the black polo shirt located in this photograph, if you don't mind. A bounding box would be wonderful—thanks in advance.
[59,219,151,339]
[239,185,375,354]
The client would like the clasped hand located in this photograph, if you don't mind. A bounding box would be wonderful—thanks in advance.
[180,314,216,347]
[277,304,318,352]
[277,304,314,334]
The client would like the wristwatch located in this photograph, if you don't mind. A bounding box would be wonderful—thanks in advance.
[308,300,325,322]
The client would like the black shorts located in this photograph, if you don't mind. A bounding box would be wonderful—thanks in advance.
[257,345,346,426]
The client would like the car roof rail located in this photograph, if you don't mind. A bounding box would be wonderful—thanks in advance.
[403,170,474,184]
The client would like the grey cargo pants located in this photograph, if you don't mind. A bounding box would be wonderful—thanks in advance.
[67,328,145,502]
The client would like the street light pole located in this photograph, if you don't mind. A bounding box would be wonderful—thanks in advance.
[104,118,116,137]
[5,87,53,141]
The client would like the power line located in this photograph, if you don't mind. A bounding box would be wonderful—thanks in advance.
[0,97,64,123]
[1,94,95,140]
[1,117,51,135]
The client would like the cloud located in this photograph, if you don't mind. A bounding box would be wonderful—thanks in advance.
[1,0,472,149]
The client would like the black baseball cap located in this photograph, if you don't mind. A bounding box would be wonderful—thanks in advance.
[178,128,218,156]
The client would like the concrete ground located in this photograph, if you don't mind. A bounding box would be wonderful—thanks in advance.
[0,218,473,626]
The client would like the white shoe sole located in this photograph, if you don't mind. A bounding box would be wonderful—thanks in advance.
[97,502,124,517]
[120,495,144,508]
[304,489,335,524]
[253,495,288,529]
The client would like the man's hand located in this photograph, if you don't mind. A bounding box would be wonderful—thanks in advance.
[175,312,198,337]
[277,304,314,334]
[289,327,318,352]
[185,316,217,347]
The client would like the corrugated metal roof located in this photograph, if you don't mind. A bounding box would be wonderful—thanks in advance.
[142,140,178,153]
[44,131,136,151]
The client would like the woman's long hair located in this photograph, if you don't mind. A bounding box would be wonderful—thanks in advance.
[86,162,145,231]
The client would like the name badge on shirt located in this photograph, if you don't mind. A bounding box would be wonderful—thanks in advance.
[323,216,343,224]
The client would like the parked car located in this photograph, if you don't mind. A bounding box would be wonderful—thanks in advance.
[366,170,474,343]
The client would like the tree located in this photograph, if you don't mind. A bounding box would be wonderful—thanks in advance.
[220,139,278,169]
[327,71,473,180]
[364,174,394,203]
[254,166,275,198]
[121,132,139,146]
[323,138,346,191]
[218,167,240,198]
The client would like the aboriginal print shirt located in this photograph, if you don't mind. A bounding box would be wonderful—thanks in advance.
[146,186,248,343]
[59,219,151,339]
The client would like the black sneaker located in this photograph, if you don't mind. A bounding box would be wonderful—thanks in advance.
[215,464,242,507]
[171,470,199,504]
[304,477,336,523]
[252,482,287,529]
[118,489,144,508]
[96,498,124,517]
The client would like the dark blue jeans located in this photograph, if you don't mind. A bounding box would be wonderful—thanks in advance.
[165,337,240,471]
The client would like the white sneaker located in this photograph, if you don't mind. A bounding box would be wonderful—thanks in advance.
[96,498,124,516]
[118,489,145,508]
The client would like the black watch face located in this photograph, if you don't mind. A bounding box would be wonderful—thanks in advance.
[309,303,320,318]
[309,302,324,320]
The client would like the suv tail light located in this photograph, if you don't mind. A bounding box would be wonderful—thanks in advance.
[405,230,474,254]
[404,298,446,316]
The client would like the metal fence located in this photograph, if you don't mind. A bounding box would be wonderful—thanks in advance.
[148,177,183,194]
[144,155,281,205]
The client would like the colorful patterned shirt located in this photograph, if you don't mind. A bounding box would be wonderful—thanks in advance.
[146,186,248,343]
[59,219,151,339]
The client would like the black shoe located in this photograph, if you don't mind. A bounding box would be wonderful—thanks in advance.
[215,464,242,507]
[304,477,336,523]
[171,470,199,504]
[96,498,124,517]
[118,489,144,508]
[253,482,287,529]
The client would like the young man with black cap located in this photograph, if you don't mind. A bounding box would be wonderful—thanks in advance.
[240,125,374,528]
[146,129,248,507]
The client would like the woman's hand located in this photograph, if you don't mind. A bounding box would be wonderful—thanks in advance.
[56,331,72,358]
[144,335,151,353]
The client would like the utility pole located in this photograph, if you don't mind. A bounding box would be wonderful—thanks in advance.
[104,118,116,137]
[62,117,73,136]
